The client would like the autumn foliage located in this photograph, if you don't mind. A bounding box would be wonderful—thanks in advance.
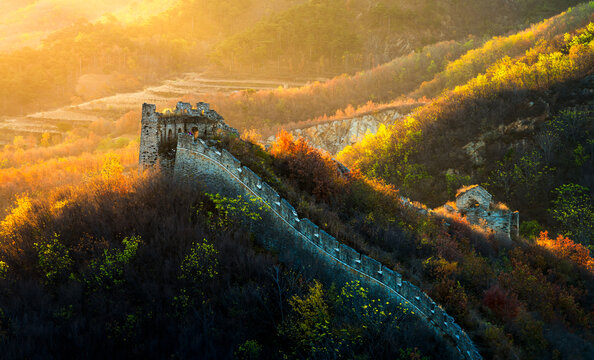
[536,231,594,272]
[270,131,346,200]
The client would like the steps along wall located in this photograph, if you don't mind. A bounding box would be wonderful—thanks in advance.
[173,134,482,360]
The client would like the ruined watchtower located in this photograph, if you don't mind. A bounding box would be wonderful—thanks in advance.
[444,185,519,239]
[139,101,238,168]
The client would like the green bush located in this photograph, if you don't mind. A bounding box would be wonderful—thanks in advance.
[33,233,73,285]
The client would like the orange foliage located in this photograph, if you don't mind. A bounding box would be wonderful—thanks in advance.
[0,142,139,217]
[536,231,594,272]
[270,131,345,200]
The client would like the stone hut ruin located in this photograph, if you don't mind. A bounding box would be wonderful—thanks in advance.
[445,185,519,238]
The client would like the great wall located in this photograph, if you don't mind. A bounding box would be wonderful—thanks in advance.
[139,102,483,360]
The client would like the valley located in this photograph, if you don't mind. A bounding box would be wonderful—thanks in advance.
[0,1,593,359]
[0,73,310,145]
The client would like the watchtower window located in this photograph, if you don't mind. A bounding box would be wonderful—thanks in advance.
[168,129,173,141]
[178,128,182,133]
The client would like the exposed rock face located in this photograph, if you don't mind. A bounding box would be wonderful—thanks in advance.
[268,109,405,155]
[463,140,486,166]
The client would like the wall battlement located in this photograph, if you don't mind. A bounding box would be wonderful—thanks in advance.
[140,103,482,359]
[139,102,238,168]
[173,133,482,360]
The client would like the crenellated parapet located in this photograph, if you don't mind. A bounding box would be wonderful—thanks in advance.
[173,133,483,360]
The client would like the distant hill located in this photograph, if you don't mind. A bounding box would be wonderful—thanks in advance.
[209,0,586,75]
[190,3,593,134]
[0,0,303,116]
[0,0,180,52]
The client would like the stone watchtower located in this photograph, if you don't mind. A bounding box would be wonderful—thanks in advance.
[139,101,237,168]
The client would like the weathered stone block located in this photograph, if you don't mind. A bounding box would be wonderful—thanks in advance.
[280,199,298,227]
[319,230,339,255]
[338,244,360,266]
[260,182,280,211]
[360,255,383,280]
[221,149,242,174]
[193,138,207,153]
[176,133,194,149]
[298,219,318,241]
[241,167,262,190]
[380,267,399,288]
[456,185,492,210]
[400,281,413,301]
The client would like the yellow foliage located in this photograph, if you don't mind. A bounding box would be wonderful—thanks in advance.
[0,195,32,238]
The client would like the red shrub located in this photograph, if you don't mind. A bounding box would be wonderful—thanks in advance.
[483,284,521,321]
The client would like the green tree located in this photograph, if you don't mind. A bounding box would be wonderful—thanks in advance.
[280,280,349,358]
[173,239,219,313]
[34,233,73,285]
[82,236,141,291]
[549,183,594,246]
[199,193,266,231]
[0,261,8,280]
[179,239,219,284]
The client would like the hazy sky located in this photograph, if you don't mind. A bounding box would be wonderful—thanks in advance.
[0,0,179,51]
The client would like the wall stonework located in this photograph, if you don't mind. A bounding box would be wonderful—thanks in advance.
[140,103,482,360]
[456,186,492,210]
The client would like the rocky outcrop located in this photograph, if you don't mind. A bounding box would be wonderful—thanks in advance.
[267,109,405,154]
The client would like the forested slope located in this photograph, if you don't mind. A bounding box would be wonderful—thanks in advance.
[338,19,594,247]
[191,3,594,133]
[210,0,586,74]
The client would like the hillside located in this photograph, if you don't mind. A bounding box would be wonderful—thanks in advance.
[0,0,179,52]
[210,0,586,75]
[2,116,593,359]
[0,2,593,360]
[0,170,451,359]
[338,18,594,246]
[176,3,593,136]
[0,0,587,120]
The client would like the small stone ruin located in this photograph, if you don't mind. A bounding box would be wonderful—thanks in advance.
[443,185,519,238]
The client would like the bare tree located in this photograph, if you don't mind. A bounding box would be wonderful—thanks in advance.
[535,130,558,164]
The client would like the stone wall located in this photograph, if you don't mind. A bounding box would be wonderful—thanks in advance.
[173,133,482,360]
[456,186,492,210]
[465,208,513,235]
